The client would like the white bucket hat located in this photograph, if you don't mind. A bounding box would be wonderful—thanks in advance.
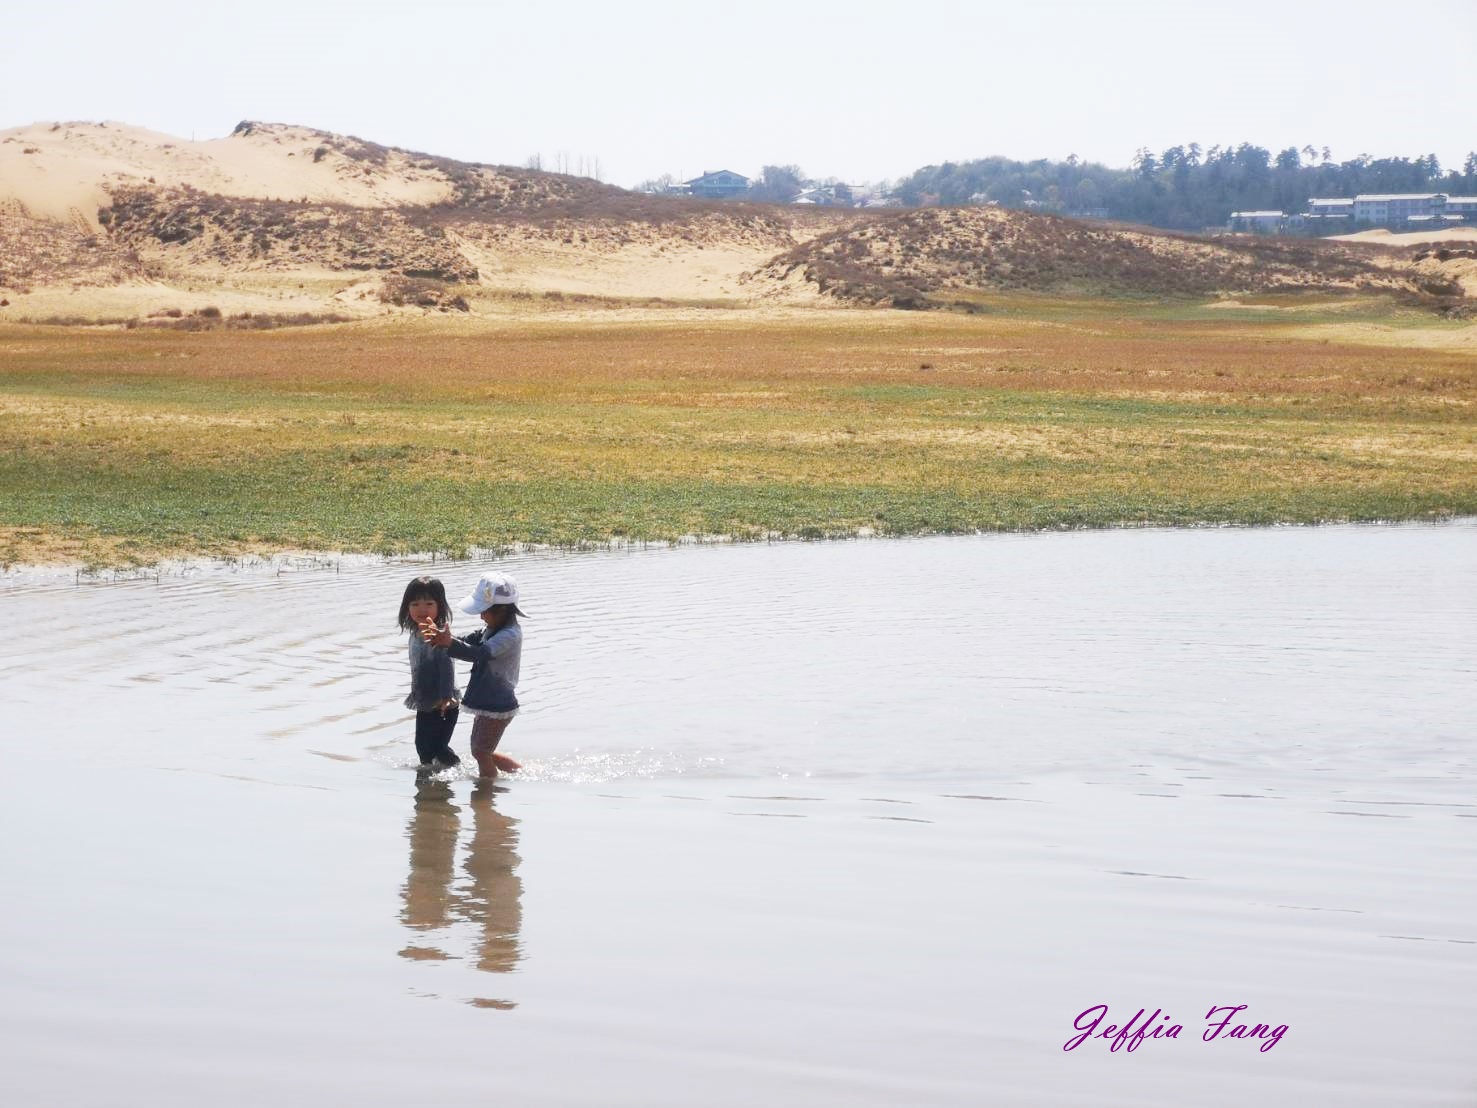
[458,571,520,615]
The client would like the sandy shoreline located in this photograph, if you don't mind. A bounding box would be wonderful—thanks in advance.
[4,516,1473,586]
[0,531,834,585]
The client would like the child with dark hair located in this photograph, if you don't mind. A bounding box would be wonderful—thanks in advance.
[397,576,461,768]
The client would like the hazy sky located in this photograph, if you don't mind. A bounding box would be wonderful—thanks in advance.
[5,0,1474,187]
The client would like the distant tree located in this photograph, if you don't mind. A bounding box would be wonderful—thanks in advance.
[1073,177,1100,212]
[749,164,807,202]
[1235,144,1271,175]
[634,173,679,194]
[886,140,1469,233]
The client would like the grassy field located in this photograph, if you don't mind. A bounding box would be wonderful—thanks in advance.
[3,296,1475,567]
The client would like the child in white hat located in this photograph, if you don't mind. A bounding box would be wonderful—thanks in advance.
[420,571,525,778]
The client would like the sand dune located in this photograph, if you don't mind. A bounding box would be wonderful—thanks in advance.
[0,120,827,317]
[1334,226,1477,246]
[1,120,1472,322]
[755,205,1442,304]
[0,120,450,229]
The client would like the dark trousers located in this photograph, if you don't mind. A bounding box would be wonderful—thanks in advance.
[415,707,461,765]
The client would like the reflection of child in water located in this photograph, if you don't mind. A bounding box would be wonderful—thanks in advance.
[397,576,461,768]
[400,776,459,945]
[422,572,525,779]
[398,775,523,994]
[465,779,524,975]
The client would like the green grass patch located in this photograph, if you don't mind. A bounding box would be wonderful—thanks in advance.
[3,312,1474,566]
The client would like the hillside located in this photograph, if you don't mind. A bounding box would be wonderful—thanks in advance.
[0,121,1471,322]
[0,120,834,319]
[754,206,1464,308]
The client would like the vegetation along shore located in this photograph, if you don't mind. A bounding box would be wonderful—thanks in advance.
[3,294,1474,569]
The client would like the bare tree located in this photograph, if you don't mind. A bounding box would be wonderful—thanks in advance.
[749,165,807,202]
[635,173,679,194]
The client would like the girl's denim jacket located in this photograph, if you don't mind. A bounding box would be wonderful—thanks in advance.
[405,632,459,711]
[447,622,522,714]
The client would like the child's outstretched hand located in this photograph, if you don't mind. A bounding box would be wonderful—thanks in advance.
[418,618,452,648]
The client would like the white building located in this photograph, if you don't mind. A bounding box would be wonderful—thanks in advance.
[1445,196,1477,220]
[1226,192,1476,235]
[1303,193,1477,228]
[1229,210,1286,232]
[1307,198,1354,217]
[1351,193,1442,223]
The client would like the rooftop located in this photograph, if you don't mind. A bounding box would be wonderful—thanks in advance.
[1308,193,1454,204]
[684,170,749,185]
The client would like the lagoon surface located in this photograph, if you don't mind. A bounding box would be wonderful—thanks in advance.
[2,524,1475,1106]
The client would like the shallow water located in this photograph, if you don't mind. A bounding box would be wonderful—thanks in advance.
[2,524,1474,1106]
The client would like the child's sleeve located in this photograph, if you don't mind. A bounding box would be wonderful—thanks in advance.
[445,630,483,664]
[479,626,521,659]
[447,626,517,663]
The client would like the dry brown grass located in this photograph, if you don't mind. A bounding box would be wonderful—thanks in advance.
[0,200,142,289]
[5,304,1466,403]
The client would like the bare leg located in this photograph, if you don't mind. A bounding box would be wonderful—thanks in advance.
[470,716,513,779]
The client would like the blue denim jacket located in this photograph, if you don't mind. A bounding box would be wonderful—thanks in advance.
[447,622,522,714]
[404,632,459,711]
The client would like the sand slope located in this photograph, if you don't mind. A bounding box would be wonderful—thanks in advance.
[1,120,1472,321]
[0,121,451,228]
[1333,226,1477,246]
[0,120,831,317]
[756,206,1442,304]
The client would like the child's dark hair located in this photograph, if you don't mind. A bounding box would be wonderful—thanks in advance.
[397,576,450,631]
[480,603,522,633]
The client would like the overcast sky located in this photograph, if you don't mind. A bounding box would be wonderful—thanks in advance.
[5,0,1474,187]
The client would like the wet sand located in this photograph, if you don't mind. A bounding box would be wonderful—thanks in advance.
[2,525,1475,1106]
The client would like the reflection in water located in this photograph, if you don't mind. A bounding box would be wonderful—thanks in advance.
[401,777,459,949]
[462,780,524,975]
[399,776,523,1003]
